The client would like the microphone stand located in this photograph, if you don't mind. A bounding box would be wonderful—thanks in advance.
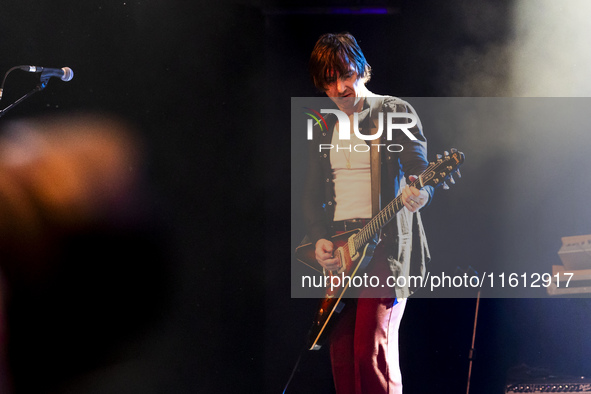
[0,79,48,119]
[456,266,481,394]
[466,288,481,394]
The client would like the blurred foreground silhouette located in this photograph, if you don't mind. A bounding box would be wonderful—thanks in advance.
[0,114,169,393]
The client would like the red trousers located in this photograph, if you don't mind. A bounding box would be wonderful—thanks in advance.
[329,244,407,394]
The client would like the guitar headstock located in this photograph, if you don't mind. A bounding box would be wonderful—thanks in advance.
[419,148,465,190]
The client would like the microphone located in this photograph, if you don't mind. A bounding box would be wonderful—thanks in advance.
[19,66,74,82]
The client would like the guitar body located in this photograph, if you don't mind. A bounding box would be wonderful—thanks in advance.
[295,229,377,350]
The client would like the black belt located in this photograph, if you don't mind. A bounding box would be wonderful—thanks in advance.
[332,219,370,232]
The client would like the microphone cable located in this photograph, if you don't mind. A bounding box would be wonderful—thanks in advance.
[0,66,24,101]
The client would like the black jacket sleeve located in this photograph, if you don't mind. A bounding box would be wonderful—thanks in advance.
[383,97,434,205]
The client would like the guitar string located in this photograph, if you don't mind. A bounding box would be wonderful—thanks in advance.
[355,169,426,248]
[354,152,456,249]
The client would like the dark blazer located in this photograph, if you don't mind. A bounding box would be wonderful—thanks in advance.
[301,95,433,297]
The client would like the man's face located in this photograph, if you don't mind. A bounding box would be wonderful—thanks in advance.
[324,68,365,114]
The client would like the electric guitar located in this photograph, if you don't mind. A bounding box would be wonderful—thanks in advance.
[295,149,465,350]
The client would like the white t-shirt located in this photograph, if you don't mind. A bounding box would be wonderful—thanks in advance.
[330,123,372,221]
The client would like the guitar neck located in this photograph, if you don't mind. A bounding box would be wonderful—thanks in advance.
[349,150,463,253]
[352,175,426,251]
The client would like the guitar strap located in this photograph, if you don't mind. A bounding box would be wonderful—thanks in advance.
[368,96,385,217]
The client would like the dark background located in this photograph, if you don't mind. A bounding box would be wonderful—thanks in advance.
[0,1,590,393]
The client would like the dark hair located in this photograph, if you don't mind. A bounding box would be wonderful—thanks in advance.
[309,32,371,91]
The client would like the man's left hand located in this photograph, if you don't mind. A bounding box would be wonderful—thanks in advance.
[402,175,428,213]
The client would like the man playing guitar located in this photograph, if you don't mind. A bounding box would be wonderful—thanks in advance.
[303,32,434,394]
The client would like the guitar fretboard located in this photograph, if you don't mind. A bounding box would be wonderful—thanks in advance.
[352,163,436,251]
[352,183,414,251]
[348,150,462,255]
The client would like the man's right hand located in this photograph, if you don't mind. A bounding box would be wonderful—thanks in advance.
[315,238,341,271]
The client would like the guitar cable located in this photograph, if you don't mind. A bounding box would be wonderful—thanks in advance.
[282,344,308,393]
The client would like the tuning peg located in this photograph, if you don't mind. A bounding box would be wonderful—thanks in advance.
[448,174,455,184]
[451,148,458,153]
[436,154,443,161]
[444,151,450,157]
[443,182,450,190]
[455,169,462,178]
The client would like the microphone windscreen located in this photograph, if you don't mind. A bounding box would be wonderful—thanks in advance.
[61,67,74,82]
